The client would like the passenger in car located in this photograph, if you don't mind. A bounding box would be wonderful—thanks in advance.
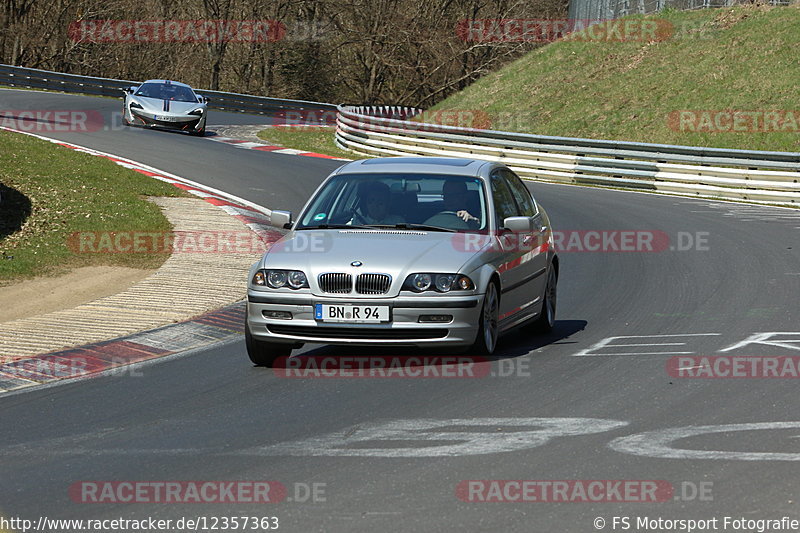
[424,180,480,229]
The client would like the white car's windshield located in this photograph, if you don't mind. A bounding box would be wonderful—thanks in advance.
[296,173,488,232]
[135,82,198,103]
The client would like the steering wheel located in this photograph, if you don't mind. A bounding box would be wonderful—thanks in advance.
[424,211,470,230]
[350,210,368,225]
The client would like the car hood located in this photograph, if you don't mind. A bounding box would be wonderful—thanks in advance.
[261,229,482,297]
[130,95,202,115]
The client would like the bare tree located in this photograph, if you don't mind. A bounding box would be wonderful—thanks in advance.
[2,0,567,106]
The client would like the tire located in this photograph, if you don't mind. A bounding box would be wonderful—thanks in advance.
[245,323,292,367]
[471,281,499,355]
[530,265,557,333]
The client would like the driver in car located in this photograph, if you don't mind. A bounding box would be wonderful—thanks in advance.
[348,181,404,225]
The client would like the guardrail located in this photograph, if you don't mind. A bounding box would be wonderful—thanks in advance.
[335,105,800,206]
[3,64,798,205]
[0,64,337,115]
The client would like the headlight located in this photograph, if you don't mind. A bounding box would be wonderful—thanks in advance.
[188,108,204,116]
[403,273,474,293]
[287,270,307,289]
[267,270,287,288]
[129,102,143,110]
[252,269,309,289]
[435,274,456,293]
[411,273,431,292]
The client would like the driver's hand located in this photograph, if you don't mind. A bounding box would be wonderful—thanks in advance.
[456,210,476,222]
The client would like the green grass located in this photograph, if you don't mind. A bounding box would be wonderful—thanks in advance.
[429,4,800,152]
[0,130,186,284]
[256,126,354,159]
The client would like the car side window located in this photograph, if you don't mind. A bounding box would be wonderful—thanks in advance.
[490,171,519,228]
[501,169,538,217]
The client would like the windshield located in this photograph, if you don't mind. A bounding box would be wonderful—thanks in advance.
[296,173,488,232]
[135,82,199,102]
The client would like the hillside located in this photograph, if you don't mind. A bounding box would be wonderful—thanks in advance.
[430,5,800,152]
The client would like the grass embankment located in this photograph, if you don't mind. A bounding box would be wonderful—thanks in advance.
[431,5,800,152]
[258,5,799,157]
[256,126,354,159]
[0,130,186,285]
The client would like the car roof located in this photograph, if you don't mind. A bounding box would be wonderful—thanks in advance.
[139,80,194,89]
[334,157,495,177]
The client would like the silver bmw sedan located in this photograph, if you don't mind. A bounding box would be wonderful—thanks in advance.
[246,157,558,366]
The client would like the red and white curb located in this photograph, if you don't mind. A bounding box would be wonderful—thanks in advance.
[206,135,350,160]
[0,126,279,237]
[0,303,246,393]
[0,127,287,392]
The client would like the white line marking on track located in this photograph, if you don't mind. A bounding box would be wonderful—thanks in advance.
[720,332,800,353]
[239,418,629,458]
[604,343,687,347]
[610,422,800,461]
[573,333,721,357]
[592,352,694,356]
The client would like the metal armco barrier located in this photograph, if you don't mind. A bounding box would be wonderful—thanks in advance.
[335,105,800,206]
[3,64,798,206]
[0,64,337,115]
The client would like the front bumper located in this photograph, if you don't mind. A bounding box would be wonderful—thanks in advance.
[247,291,483,347]
[130,109,203,131]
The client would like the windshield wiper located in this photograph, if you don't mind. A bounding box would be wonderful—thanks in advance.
[368,224,457,233]
[297,224,371,230]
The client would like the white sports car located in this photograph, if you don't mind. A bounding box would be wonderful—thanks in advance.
[122,79,207,136]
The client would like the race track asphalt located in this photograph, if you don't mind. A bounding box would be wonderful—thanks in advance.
[1,89,799,532]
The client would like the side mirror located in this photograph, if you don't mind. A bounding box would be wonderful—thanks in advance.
[196,94,208,104]
[503,216,534,233]
[123,86,136,95]
[270,210,293,230]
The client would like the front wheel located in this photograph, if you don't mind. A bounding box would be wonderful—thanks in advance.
[530,265,557,333]
[471,281,499,355]
[245,323,292,366]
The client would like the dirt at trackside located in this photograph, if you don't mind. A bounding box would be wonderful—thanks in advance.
[0,266,154,322]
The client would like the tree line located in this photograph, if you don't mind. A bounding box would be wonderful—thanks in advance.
[1,0,566,106]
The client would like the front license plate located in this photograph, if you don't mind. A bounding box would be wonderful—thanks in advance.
[315,303,389,323]
[155,115,177,122]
